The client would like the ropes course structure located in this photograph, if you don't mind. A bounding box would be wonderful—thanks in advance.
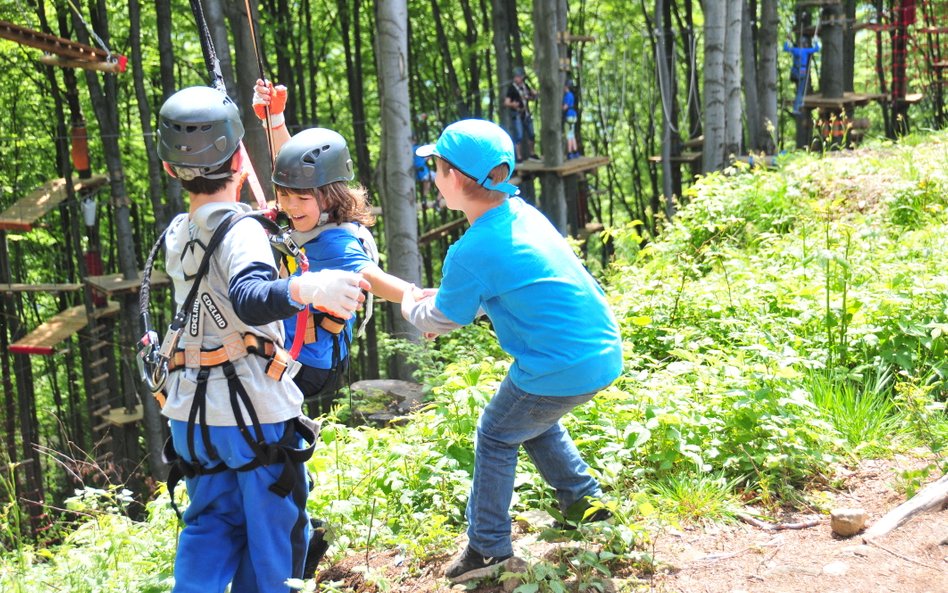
[0,19,126,73]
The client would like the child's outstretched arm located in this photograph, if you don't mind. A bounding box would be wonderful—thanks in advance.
[401,286,463,336]
[360,263,421,303]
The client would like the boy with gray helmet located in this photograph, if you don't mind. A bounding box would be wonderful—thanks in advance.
[253,81,422,416]
[404,119,622,584]
[156,85,369,593]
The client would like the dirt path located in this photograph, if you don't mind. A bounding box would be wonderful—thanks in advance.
[317,456,947,593]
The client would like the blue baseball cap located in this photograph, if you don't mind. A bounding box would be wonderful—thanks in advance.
[415,119,519,196]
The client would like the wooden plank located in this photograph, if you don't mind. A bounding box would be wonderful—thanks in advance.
[86,270,170,296]
[0,283,83,294]
[0,174,107,231]
[8,301,119,355]
[418,217,467,245]
[515,155,610,177]
[102,405,143,426]
[802,92,886,109]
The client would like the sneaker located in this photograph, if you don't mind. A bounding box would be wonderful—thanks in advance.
[302,518,329,579]
[444,545,512,583]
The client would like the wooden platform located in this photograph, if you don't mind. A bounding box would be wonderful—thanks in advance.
[9,301,120,355]
[102,405,143,426]
[802,92,887,110]
[0,282,83,294]
[648,152,703,165]
[86,270,170,296]
[515,155,610,177]
[0,174,107,231]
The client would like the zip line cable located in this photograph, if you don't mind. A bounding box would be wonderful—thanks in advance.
[241,0,276,168]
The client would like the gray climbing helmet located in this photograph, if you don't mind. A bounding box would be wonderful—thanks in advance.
[272,128,354,189]
[156,86,244,180]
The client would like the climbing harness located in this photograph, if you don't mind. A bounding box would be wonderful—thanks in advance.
[137,208,307,400]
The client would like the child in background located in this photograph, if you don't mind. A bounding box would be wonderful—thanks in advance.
[404,119,623,584]
[563,80,579,159]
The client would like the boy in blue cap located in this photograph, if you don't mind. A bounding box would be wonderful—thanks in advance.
[405,119,623,584]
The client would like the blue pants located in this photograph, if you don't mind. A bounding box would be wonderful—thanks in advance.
[467,376,602,557]
[510,113,535,146]
[170,421,311,593]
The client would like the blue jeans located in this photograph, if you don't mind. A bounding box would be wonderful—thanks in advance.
[467,375,602,557]
[510,113,534,146]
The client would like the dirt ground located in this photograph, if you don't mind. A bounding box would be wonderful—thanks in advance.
[316,456,947,593]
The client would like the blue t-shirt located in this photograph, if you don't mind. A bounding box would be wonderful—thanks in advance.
[284,227,373,369]
[563,90,577,119]
[435,197,623,395]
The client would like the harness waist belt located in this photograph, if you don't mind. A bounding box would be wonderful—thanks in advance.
[167,333,293,381]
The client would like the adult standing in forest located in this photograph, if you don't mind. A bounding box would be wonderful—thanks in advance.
[504,67,539,163]
[155,85,368,593]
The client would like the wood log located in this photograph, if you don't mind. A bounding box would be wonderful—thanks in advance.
[862,473,948,542]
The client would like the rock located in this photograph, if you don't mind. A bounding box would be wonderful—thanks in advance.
[830,508,868,537]
[822,560,849,576]
[501,557,529,592]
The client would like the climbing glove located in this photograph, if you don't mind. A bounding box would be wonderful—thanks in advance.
[293,269,368,319]
[252,79,287,129]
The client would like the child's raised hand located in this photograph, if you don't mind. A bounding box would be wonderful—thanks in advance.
[252,79,287,128]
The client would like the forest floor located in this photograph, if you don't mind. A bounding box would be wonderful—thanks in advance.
[315,454,947,593]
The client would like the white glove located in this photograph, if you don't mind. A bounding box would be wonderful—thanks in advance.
[293,269,366,319]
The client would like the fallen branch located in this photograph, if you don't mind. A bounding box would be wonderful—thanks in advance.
[862,473,948,542]
[737,512,821,531]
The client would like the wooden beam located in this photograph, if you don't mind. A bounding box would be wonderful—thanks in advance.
[0,20,126,72]
[38,54,126,74]
[515,155,610,178]
[86,270,170,296]
[0,283,83,294]
[418,217,467,245]
[0,174,107,231]
[9,301,119,355]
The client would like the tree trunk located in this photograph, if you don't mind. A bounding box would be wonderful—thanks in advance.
[491,0,514,140]
[533,0,568,233]
[155,0,184,216]
[375,0,421,379]
[843,0,857,93]
[74,1,145,493]
[821,3,845,99]
[703,1,726,172]
[757,0,778,154]
[129,0,169,481]
[724,0,743,159]
[340,0,380,379]
[741,0,760,152]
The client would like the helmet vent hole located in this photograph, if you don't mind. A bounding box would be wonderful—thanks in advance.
[201,124,212,132]
[322,144,331,151]
[303,150,320,164]
[186,125,198,133]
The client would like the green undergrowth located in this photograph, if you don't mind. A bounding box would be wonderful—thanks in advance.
[3,133,948,591]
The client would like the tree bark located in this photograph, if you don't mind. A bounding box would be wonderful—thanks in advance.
[533,0,568,233]
[757,0,778,154]
[491,0,514,141]
[155,0,184,216]
[741,0,760,152]
[724,0,743,159]
[703,1,726,172]
[375,0,421,379]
